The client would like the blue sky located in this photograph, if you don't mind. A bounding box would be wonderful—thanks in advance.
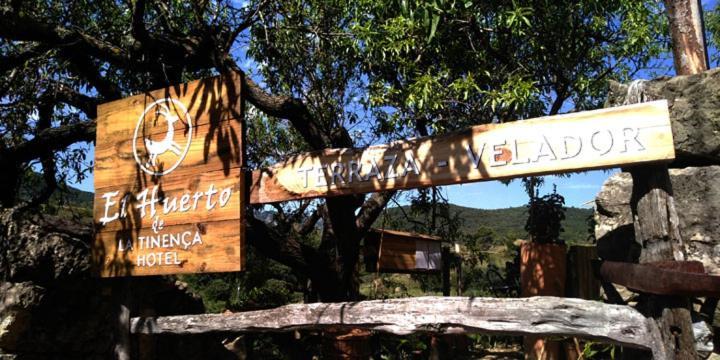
[70,1,717,210]
[440,170,619,209]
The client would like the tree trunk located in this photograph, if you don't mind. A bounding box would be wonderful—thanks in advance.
[0,162,20,208]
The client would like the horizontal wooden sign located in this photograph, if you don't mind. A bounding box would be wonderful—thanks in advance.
[250,100,674,204]
[364,229,443,273]
[93,72,245,277]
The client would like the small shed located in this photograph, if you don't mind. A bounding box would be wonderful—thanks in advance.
[364,229,443,273]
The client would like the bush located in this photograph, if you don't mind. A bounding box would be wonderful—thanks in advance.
[525,185,566,244]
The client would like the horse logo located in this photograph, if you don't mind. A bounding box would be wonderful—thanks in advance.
[133,98,193,176]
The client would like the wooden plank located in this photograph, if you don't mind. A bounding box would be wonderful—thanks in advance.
[93,73,245,277]
[96,72,242,141]
[130,296,664,358]
[599,260,720,297]
[94,119,243,192]
[371,228,442,242]
[566,245,599,300]
[378,236,416,271]
[249,101,674,204]
[94,168,242,233]
[93,219,242,277]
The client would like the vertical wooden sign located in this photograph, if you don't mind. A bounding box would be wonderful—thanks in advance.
[92,73,245,277]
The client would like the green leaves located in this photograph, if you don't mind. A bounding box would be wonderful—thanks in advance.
[704,4,720,66]
[481,73,539,114]
[428,12,440,42]
[349,0,666,136]
[502,1,532,34]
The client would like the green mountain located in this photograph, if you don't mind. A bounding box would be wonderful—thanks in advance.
[377,204,594,245]
[18,172,94,219]
[28,178,594,245]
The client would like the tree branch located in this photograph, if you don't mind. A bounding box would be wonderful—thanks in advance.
[0,6,130,67]
[58,50,123,99]
[48,82,99,118]
[239,71,332,149]
[245,215,317,275]
[549,88,567,116]
[224,0,270,52]
[355,191,396,234]
[0,43,49,73]
[131,0,150,45]
[222,61,353,150]
[295,209,321,236]
[22,100,59,209]
[11,121,95,164]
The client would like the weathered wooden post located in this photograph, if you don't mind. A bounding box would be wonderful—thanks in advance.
[113,279,131,360]
[456,256,463,296]
[664,0,709,74]
[442,246,451,296]
[566,245,599,300]
[624,1,707,358]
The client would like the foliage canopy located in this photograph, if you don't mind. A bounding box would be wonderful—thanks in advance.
[0,0,669,302]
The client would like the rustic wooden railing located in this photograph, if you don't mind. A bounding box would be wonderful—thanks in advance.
[130,296,666,359]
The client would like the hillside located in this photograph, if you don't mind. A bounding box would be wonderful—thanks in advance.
[377,204,594,245]
[19,172,94,218]
[34,180,594,245]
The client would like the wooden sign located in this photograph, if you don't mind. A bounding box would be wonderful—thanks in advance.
[364,229,443,273]
[250,101,674,204]
[93,73,245,277]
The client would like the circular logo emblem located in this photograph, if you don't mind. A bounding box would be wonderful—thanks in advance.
[133,98,193,176]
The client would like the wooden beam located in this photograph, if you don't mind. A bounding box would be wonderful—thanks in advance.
[130,296,665,358]
[664,0,708,74]
[113,279,131,360]
[599,261,720,298]
[250,101,673,204]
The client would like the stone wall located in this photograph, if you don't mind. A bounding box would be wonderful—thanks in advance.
[607,68,720,167]
[595,166,720,274]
